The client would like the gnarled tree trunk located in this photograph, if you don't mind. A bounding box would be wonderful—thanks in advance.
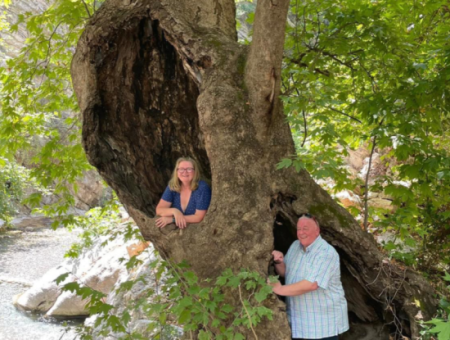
[71,0,436,339]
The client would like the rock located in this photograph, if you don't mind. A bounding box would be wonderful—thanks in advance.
[369,198,394,211]
[375,231,416,253]
[392,180,411,188]
[10,215,53,229]
[126,241,150,257]
[14,263,72,312]
[69,170,112,210]
[359,153,380,183]
[45,235,133,317]
[335,190,362,209]
[6,230,22,235]
[13,226,139,317]
[346,148,371,175]
[86,245,182,340]
[46,290,89,317]
[0,1,48,62]
[119,206,130,221]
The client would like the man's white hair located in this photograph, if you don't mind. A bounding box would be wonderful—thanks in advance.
[298,215,320,229]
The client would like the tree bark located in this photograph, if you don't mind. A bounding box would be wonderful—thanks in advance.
[71,0,437,339]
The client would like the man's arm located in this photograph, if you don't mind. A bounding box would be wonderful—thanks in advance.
[272,280,318,296]
[274,262,286,278]
[272,250,286,277]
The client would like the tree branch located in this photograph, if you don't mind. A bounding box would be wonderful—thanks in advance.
[326,106,362,123]
[245,0,290,131]
[288,57,331,77]
[81,0,92,18]
[363,136,377,231]
[322,51,355,71]
[293,87,307,147]
[359,60,377,93]
[301,110,307,147]
[239,285,258,340]
[363,117,385,230]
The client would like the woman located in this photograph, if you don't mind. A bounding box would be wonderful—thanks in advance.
[155,157,211,229]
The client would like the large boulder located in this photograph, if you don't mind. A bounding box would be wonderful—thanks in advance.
[13,224,139,317]
[13,262,72,313]
[85,244,182,340]
[69,170,112,210]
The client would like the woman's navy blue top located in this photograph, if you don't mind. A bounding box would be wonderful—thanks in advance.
[161,180,211,215]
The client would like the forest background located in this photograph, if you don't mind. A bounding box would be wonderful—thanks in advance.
[0,0,450,338]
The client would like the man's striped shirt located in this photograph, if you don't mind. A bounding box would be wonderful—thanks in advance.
[285,236,349,339]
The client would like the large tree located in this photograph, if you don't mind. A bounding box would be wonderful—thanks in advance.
[71,0,436,338]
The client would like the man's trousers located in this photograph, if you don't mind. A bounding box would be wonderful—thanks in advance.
[292,336,338,340]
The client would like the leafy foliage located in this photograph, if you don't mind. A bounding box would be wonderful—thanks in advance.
[0,0,103,224]
[63,196,138,258]
[277,0,450,271]
[422,273,450,340]
[2,0,450,336]
[0,157,46,226]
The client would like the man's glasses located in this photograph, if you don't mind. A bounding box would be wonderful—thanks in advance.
[298,213,319,227]
[299,213,315,219]
[177,168,195,173]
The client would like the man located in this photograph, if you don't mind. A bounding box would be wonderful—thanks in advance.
[272,214,349,340]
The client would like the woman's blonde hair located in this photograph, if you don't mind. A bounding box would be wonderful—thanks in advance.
[168,157,201,192]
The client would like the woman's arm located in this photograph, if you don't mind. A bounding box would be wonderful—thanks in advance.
[156,199,187,228]
[156,199,179,216]
[184,209,207,224]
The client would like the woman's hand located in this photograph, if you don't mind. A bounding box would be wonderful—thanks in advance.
[155,216,174,228]
[172,209,187,229]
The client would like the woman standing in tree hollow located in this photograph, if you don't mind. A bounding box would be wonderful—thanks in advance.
[155,157,211,229]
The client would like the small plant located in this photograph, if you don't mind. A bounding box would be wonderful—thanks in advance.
[0,158,46,227]
[422,273,450,340]
[60,249,276,340]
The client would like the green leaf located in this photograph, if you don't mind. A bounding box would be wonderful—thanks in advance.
[276,158,292,170]
[425,319,450,340]
[226,276,241,288]
[184,271,198,285]
[234,333,245,340]
[178,309,191,324]
[198,330,212,340]
[55,272,70,285]
[443,272,450,282]
[222,304,234,313]
[255,285,273,303]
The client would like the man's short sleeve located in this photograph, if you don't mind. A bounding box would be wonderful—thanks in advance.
[304,251,338,290]
[196,181,212,211]
[161,186,174,203]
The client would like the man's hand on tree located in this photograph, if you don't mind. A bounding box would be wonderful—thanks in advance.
[272,250,284,264]
[269,280,283,294]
